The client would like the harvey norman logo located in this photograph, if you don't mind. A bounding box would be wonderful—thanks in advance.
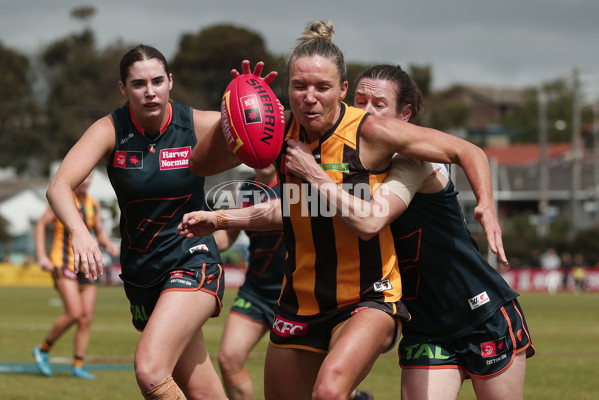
[159,147,191,170]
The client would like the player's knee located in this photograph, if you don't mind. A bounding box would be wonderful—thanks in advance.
[78,313,93,328]
[218,348,244,373]
[134,357,167,390]
[221,368,250,388]
[66,309,84,323]
[312,381,346,400]
[141,375,184,400]
[312,369,348,400]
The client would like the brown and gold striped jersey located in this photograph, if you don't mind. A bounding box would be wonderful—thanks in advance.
[275,103,402,316]
[49,194,97,271]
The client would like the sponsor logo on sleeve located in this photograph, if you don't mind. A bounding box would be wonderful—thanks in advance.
[468,291,490,310]
[189,244,209,254]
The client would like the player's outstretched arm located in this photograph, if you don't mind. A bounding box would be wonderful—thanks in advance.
[178,199,283,238]
[284,139,408,240]
[361,116,508,265]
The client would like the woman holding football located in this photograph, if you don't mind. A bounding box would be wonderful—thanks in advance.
[184,20,506,400]
[45,44,231,399]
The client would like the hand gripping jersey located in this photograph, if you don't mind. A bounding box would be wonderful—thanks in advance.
[391,179,518,340]
[107,102,221,287]
[275,103,401,316]
[239,176,286,300]
[49,193,97,271]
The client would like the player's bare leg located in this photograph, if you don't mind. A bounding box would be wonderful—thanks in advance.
[401,368,466,400]
[219,312,269,400]
[313,308,396,400]
[471,352,527,400]
[135,290,227,400]
[264,345,324,400]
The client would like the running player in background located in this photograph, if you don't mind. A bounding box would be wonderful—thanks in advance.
[33,172,119,379]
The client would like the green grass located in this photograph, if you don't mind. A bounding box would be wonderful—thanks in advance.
[0,287,598,399]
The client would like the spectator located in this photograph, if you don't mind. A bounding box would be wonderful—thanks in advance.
[540,248,561,270]
[529,248,542,268]
[541,248,561,294]
[560,251,574,290]
[572,253,588,294]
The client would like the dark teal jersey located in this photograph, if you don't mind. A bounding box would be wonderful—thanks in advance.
[392,179,518,340]
[107,102,221,287]
[239,176,285,300]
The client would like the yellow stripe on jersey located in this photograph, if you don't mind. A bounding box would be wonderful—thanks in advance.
[278,103,401,316]
[49,194,96,271]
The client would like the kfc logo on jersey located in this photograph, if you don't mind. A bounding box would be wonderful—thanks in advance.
[468,291,490,310]
[160,146,191,170]
[113,151,143,169]
[480,337,509,358]
[272,315,308,337]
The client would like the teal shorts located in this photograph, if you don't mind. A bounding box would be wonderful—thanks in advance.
[398,299,535,378]
[124,263,225,331]
[230,289,277,326]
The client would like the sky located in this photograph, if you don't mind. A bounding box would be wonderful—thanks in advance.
[2,0,599,95]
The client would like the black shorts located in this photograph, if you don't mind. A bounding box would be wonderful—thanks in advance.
[52,266,96,286]
[398,299,535,378]
[124,263,225,331]
[270,300,408,354]
[230,288,278,326]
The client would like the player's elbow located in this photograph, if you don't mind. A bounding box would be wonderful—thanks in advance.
[355,220,386,241]
[358,231,377,241]
[189,155,209,176]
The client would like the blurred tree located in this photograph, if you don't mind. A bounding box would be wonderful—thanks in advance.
[0,42,44,173]
[40,30,131,161]
[170,24,277,110]
[409,64,432,98]
[429,99,469,133]
[71,5,96,22]
[501,87,538,143]
[504,78,595,144]
[271,54,289,108]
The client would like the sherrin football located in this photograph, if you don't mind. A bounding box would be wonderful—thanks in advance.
[220,74,285,169]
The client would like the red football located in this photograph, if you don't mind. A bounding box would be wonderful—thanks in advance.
[220,74,285,169]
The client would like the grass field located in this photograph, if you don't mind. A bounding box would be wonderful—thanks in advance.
[0,286,598,399]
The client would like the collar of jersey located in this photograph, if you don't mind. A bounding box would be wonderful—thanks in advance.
[129,102,173,137]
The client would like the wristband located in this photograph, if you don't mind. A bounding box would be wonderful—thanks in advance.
[215,210,229,229]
